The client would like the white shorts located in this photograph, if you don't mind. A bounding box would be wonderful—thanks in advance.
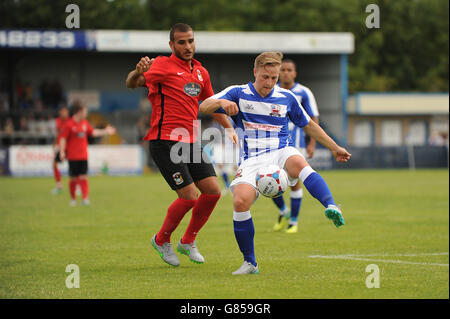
[298,147,307,158]
[230,146,304,196]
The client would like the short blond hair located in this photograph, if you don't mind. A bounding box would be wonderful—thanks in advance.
[254,51,284,70]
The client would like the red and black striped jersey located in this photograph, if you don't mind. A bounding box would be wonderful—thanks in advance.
[143,54,214,143]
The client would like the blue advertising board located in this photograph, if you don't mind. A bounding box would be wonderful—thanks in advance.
[0,29,96,50]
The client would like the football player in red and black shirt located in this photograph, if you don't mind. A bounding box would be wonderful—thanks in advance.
[126,23,238,267]
[59,103,116,206]
[52,106,69,194]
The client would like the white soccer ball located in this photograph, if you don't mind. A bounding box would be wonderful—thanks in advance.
[255,165,289,198]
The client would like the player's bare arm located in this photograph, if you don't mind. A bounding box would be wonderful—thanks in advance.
[199,99,239,116]
[211,113,238,144]
[59,137,67,161]
[303,120,351,162]
[306,116,319,158]
[93,125,116,137]
[126,56,154,88]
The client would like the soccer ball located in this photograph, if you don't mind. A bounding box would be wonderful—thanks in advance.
[255,165,289,198]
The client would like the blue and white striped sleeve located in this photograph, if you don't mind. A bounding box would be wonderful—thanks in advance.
[287,91,311,128]
[301,87,319,117]
[207,85,240,114]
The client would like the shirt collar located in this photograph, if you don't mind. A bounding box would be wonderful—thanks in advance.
[248,82,274,99]
[170,53,199,70]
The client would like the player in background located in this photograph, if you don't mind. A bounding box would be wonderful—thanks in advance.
[208,117,240,195]
[200,52,350,275]
[59,102,116,206]
[51,106,69,194]
[126,23,238,267]
[272,59,320,233]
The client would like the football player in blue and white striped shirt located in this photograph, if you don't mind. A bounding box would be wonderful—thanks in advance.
[200,52,351,275]
[272,59,320,234]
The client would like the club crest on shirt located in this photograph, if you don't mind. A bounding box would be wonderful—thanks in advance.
[172,172,184,185]
[269,104,282,117]
[197,69,203,82]
[184,82,201,97]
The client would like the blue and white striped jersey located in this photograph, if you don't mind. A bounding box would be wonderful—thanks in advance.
[210,82,310,161]
[280,82,319,149]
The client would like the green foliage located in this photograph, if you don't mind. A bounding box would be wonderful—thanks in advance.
[0,0,448,92]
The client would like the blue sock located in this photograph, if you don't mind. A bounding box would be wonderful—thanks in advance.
[233,211,256,266]
[222,173,230,187]
[290,189,303,223]
[272,196,287,213]
[301,168,335,208]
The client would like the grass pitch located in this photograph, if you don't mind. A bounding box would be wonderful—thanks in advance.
[0,169,448,299]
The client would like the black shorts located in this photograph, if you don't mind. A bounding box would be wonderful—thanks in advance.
[54,151,62,163]
[68,160,88,177]
[149,140,216,190]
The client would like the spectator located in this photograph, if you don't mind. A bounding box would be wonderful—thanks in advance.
[40,80,52,108]
[19,116,29,132]
[20,82,34,110]
[50,79,63,109]
[1,117,15,146]
[28,114,39,134]
[47,114,56,137]
[2,117,15,135]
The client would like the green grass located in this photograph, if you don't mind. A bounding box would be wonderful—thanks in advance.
[0,169,448,299]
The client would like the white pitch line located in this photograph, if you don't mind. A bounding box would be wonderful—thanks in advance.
[319,252,449,257]
[308,255,449,267]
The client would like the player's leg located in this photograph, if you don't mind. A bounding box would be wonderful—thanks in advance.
[285,181,303,233]
[73,160,89,205]
[231,183,259,275]
[52,152,62,194]
[281,148,344,228]
[177,144,221,263]
[285,147,306,233]
[148,140,198,266]
[78,175,89,205]
[154,174,198,246]
[68,161,78,206]
[272,195,290,231]
[150,183,198,267]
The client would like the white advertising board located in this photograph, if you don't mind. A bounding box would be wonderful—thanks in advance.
[8,145,143,177]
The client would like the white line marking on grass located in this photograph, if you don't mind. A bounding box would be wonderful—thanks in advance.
[309,252,449,267]
[327,252,449,257]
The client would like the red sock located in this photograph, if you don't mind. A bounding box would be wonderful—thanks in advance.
[69,179,77,199]
[181,193,221,244]
[53,165,61,183]
[79,179,89,199]
[156,198,197,245]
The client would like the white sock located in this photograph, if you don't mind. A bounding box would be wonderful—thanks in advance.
[290,188,303,199]
[233,210,251,221]
[299,166,315,183]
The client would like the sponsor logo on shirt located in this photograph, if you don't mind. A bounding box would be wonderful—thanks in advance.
[243,103,255,111]
[183,82,201,97]
[243,120,282,132]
